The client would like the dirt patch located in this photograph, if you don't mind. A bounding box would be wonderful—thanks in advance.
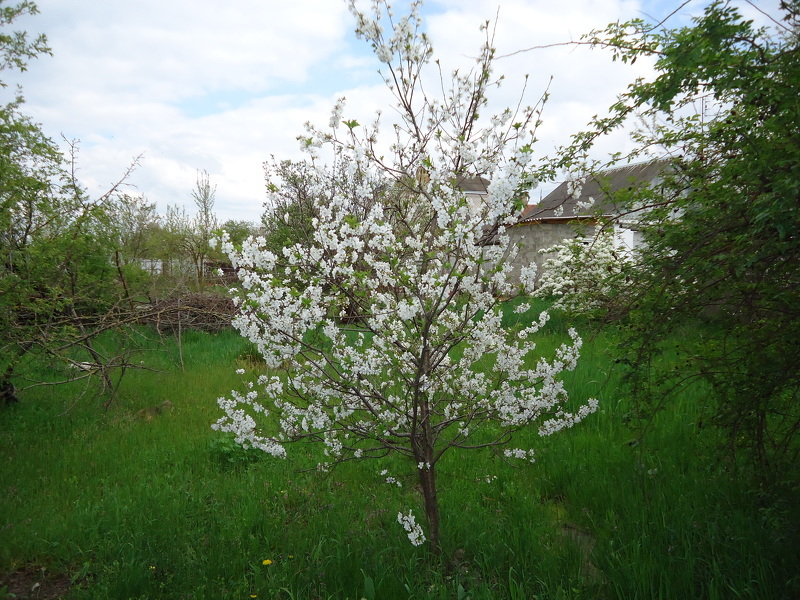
[0,566,76,599]
[559,522,600,583]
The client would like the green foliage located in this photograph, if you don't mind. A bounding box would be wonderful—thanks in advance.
[0,1,49,76]
[0,3,149,405]
[1,326,797,598]
[107,193,160,269]
[565,1,800,486]
[219,218,259,249]
[261,159,321,254]
[209,432,265,470]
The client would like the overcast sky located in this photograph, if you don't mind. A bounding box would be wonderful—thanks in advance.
[5,0,783,223]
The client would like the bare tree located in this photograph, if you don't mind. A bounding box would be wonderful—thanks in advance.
[185,170,218,288]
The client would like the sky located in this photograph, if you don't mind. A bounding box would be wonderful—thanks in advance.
[4,0,784,224]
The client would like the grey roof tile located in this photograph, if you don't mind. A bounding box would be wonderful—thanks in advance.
[518,159,671,223]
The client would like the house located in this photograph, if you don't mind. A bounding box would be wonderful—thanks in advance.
[505,159,671,283]
[457,175,491,215]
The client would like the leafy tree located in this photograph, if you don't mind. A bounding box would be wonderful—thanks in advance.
[1,2,144,405]
[149,197,217,292]
[154,203,192,282]
[260,157,388,258]
[1,2,56,262]
[260,159,320,254]
[214,0,596,553]
[0,0,49,75]
[557,1,800,485]
[219,218,259,249]
[109,193,160,266]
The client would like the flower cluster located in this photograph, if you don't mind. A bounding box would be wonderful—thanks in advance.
[565,171,585,200]
[349,0,432,65]
[381,469,402,487]
[535,229,632,315]
[397,510,426,546]
[504,447,536,463]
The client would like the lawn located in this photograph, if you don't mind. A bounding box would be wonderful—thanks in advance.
[1,310,796,599]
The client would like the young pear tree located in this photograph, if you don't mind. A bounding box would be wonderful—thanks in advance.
[214,0,597,553]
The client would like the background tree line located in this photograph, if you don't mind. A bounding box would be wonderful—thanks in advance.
[0,0,265,403]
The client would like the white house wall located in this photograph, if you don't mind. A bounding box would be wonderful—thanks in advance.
[505,221,598,285]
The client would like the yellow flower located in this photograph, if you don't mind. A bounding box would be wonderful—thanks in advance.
[262,559,273,566]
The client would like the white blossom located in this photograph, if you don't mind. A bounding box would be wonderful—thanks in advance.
[535,229,631,314]
[329,97,346,129]
[565,171,585,200]
[212,0,597,551]
[397,510,426,546]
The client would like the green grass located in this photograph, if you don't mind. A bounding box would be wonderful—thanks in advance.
[1,321,797,599]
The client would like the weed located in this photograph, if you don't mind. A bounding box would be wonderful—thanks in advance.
[209,433,264,470]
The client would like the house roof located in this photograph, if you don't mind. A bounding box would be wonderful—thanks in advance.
[517,159,671,224]
[458,175,491,194]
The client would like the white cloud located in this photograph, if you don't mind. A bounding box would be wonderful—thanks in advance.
[4,0,787,223]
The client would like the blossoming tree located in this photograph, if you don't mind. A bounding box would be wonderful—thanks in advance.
[214,0,597,553]
[535,229,632,316]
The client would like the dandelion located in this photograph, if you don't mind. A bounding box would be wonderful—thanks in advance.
[262,559,273,566]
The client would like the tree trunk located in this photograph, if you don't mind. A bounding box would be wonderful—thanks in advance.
[418,463,441,554]
[414,343,441,553]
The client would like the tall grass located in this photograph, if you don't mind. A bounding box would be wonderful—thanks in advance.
[1,317,796,599]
